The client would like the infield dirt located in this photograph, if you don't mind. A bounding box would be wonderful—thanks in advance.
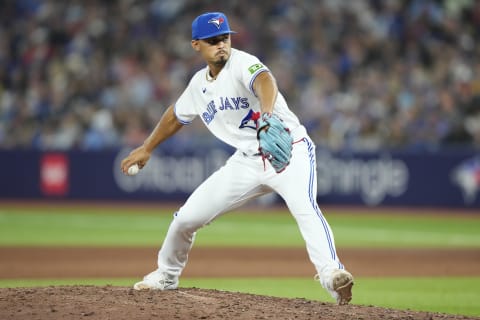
[1,285,478,320]
[0,246,479,278]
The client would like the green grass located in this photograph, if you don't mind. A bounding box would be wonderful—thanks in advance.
[0,206,479,248]
[1,277,478,317]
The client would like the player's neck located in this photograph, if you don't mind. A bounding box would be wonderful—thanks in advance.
[206,66,222,81]
[207,57,228,80]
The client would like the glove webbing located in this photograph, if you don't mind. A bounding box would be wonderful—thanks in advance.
[251,111,268,170]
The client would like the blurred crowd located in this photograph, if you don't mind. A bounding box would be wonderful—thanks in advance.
[1,0,479,152]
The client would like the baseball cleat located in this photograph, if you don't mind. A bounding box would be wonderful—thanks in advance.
[331,269,354,305]
[133,270,179,291]
[315,269,354,305]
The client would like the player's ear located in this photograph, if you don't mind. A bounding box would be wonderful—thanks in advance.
[191,40,200,51]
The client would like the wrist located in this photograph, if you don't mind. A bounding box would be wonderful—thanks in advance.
[142,141,155,154]
[261,111,272,117]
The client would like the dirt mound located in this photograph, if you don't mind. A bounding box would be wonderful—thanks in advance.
[0,286,476,320]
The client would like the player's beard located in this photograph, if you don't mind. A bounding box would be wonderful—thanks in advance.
[213,55,228,68]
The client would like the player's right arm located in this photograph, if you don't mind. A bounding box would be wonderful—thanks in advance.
[121,104,183,174]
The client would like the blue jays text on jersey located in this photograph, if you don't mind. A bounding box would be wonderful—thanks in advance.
[202,96,250,124]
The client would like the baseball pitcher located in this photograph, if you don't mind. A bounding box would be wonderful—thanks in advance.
[121,11,354,305]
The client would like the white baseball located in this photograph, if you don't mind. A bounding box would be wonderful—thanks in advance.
[127,164,140,176]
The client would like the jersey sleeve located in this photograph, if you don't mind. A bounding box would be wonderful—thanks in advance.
[235,52,270,96]
[173,81,197,124]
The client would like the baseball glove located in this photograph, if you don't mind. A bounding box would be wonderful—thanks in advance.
[256,112,293,173]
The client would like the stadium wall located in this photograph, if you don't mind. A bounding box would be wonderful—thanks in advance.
[0,148,479,208]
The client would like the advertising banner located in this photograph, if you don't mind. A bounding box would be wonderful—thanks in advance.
[0,148,479,208]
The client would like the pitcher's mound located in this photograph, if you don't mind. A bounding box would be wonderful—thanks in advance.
[0,286,475,320]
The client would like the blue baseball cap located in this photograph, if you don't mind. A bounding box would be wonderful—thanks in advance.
[192,12,236,40]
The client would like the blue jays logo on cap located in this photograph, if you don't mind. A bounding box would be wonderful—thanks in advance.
[192,12,236,40]
[208,16,224,29]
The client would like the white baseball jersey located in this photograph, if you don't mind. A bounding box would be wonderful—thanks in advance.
[174,48,303,155]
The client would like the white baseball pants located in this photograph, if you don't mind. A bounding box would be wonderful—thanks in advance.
[156,133,344,283]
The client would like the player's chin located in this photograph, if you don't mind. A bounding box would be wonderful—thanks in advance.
[214,56,228,67]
